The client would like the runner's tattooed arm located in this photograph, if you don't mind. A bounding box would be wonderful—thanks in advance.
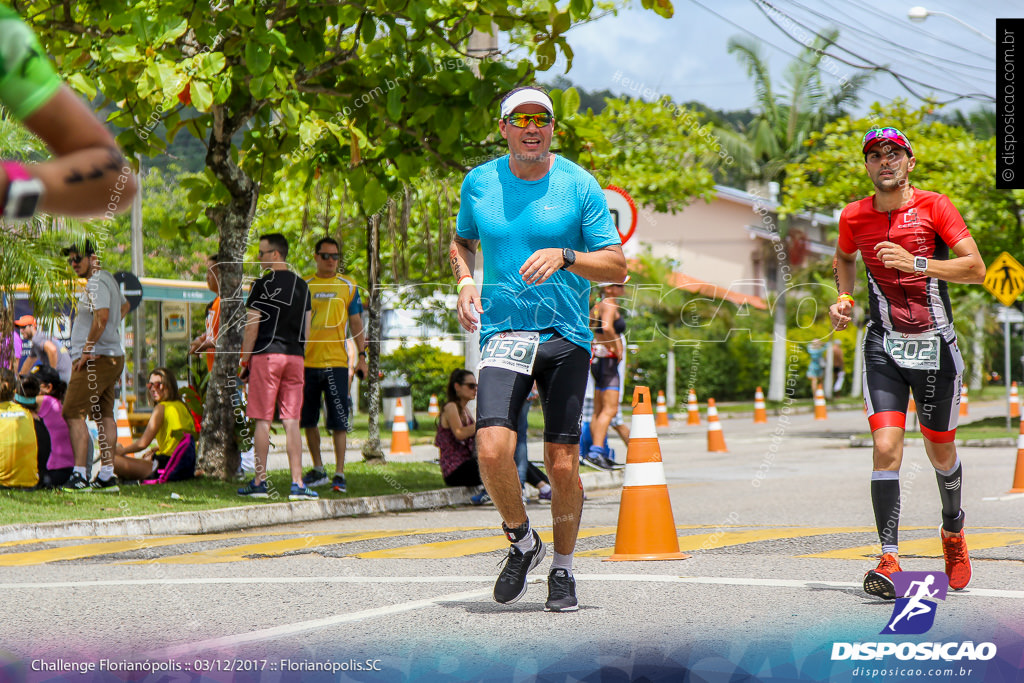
[450,236,482,333]
[450,236,478,281]
[7,88,138,218]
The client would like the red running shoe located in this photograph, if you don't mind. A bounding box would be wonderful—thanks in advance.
[942,529,972,590]
[864,553,902,600]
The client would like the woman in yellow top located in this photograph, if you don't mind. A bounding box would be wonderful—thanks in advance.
[114,367,196,481]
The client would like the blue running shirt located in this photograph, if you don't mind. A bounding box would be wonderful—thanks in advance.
[457,155,620,352]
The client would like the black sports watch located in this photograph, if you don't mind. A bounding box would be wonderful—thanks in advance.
[561,248,576,270]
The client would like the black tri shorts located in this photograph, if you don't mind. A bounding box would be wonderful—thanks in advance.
[862,324,964,441]
[590,355,620,391]
[476,330,591,444]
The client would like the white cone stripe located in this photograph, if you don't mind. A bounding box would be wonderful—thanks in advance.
[687,405,699,412]
[630,413,658,438]
[708,422,722,432]
[393,422,408,432]
[623,461,667,487]
[656,405,668,413]
[707,407,718,417]
[1017,435,1024,448]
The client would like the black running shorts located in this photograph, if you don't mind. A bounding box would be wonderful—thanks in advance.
[590,356,620,391]
[476,331,590,444]
[862,324,963,441]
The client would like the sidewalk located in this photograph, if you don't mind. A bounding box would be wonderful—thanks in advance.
[0,439,624,543]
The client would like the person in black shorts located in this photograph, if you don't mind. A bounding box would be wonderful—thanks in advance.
[451,87,626,612]
[586,280,628,470]
[829,126,986,599]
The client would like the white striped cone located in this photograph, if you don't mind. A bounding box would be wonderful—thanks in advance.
[753,386,767,424]
[607,386,690,561]
[813,387,827,421]
[116,401,133,448]
[655,390,670,428]
[706,398,727,452]
[1011,382,1020,419]
[389,397,412,454]
[428,394,440,418]
[960,386,969,417]
[686,389,700,425]
[1010,418,1024,493]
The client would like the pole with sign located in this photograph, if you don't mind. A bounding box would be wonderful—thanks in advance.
[983,251,1024,430]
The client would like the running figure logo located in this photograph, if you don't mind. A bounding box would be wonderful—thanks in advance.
[881,571,949,635]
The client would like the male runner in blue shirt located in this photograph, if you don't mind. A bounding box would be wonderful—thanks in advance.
[451,86,626,612]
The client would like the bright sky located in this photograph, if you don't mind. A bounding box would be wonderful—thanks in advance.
[554,0,1012,116]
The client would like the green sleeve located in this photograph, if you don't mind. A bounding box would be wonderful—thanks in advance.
[0,6,62,120]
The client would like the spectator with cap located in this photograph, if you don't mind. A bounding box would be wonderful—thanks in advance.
[16,315,72,382]
[59,239,130,493]
[32,366,72,488]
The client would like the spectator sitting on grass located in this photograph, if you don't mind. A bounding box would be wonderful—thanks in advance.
[32,366,73,488]
[0,369,38,488]
[16,375,52,489]
[436,369,490,505]
[113,367,196,482]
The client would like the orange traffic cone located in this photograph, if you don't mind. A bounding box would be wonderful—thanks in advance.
[753,386,767,424]
[706,398,728,452]
[607,386,690,561]
[686,389,700,425]
[389,397,412,454]
[907,395,918,432]
[116,401,133,448]
[1011,382,1020,419]
[959,386,969,417]
[655,390,670,428]
[1010,417,1024,493]
[813,387,828,421]
[428,394,440,418]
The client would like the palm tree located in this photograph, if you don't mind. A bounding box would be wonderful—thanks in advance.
[717,30,871,401]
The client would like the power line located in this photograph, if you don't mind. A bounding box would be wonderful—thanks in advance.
[771,0,992,98]
[778,0,991,75]
[683,0,898,105]
[752,0,995,103]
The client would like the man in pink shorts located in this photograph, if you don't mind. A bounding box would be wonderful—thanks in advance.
[238,233,315,501]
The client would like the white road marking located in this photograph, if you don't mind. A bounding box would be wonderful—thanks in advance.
[4,574,1024,600]
[981,493,1024,501]
[147,587,493,658]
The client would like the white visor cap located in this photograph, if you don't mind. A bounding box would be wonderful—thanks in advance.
[500,88,554,119]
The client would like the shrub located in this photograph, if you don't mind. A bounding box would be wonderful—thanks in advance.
[378,344,464,411]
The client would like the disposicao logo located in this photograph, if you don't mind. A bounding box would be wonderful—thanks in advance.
[831,571,997,662]
[883,571,947,635]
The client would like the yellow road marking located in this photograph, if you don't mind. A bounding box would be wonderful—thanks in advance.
[355,527,620,559]
[577,526,880,558]
[129,527,488,565]
[0,531,301,567]
[800,532,1024,560]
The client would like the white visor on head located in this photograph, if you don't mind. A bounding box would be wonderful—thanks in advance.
[500,89,554,118]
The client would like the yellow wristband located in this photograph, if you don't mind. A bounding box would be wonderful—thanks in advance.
[457,276,475,294]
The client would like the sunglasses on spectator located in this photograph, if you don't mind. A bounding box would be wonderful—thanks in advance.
[504,112,553,128]
[318,252,341,260]
[257,248,278,257]
[67,255,83,265]
[461,382,478,389]
[147,381,164,389]
[862,127,913,155]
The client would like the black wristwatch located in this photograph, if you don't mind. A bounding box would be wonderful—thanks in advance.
[561,248,576,270]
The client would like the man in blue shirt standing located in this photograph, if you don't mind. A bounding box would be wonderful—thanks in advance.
[451,86,626,612]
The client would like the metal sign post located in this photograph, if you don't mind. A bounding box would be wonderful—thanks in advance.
[983,252,1024,430]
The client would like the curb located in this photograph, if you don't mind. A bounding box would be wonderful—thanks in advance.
[0,470,623,544]
[848,436,1016,448]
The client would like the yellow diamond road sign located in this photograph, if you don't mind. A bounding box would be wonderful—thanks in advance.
[983,251,1024,307]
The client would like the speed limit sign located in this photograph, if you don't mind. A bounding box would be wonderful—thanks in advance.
[603,185,637,245]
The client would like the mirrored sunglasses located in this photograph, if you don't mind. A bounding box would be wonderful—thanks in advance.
[504,112,553,128]
[862,127,912,154]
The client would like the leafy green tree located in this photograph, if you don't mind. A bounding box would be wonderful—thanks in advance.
[25,0,672,476]
[717,30,870,401]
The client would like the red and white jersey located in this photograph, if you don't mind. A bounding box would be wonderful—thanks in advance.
[838,189,970,334]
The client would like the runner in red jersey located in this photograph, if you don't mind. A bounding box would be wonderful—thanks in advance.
[828,126,986,600]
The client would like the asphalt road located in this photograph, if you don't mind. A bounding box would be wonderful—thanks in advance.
[3,402,1024,682]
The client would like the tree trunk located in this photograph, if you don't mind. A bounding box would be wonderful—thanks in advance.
[197,102,259,479]
[767,254,789,402]
[361,213,386,463]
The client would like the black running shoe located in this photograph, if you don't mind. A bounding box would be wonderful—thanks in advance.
[90,475,120,493]
[493,530,546,604]
[62,472,92,493]
[544,568,579,612]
